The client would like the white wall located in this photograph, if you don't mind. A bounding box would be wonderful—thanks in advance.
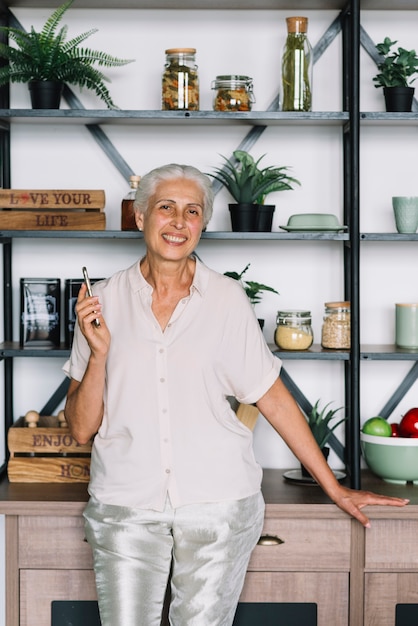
[1,7,417,625]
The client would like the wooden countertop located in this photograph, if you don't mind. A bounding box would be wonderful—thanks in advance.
[0,469,417,518]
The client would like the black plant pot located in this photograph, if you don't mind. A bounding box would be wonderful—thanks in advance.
[255,204,275,232]
[229,203,257,232]
[383,86,414,112]
[28,80,63,109]
[229,203,276,232]
[301,446,330,479]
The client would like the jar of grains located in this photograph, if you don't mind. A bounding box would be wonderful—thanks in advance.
[162,48,199,111]
[211,75,255,111]
[274,310,313,350]
[321,301,351,349]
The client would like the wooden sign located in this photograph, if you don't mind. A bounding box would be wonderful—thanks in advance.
[0,189,105,210]
[7,457,91,483]
[0,210,106,230]
[8,415,92,483]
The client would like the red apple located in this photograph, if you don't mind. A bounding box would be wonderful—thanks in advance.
[391,423,400,437]
[399,408,418,437]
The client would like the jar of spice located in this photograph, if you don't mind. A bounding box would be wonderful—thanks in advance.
[274,310,313,350]
[162,48,199,111]
[211,75,255,111]
[321,301,351,349]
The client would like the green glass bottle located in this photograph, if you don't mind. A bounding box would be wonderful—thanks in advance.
[282,16,313,112]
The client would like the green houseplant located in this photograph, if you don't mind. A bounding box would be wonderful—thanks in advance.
[300,399,347,479]
[209,150,300,232]
[224,263,279,329]
[306,399,346,451]
[224,263,279,306]
[373,37,418,112]
[0,0,134,109]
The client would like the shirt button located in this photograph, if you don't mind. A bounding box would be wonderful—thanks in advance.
[165,469,171,474]
[160,378,165,383]
[159,348,164,354]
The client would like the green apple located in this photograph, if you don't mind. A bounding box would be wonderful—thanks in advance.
[362,416,392,437]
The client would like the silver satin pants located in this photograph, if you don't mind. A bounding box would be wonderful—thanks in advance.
[83,491,265,626]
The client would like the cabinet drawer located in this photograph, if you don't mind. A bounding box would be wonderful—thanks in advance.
[365,520,418,570]
[19,516,93,569]
[248,517,351,571]
[240,571,349,626]
[20,569,97,626]
[365,573,418,626]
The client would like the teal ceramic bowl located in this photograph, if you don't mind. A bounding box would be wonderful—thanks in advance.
[361,432,418,484]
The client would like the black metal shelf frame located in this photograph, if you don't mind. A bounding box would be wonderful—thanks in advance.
[0,1,361,482]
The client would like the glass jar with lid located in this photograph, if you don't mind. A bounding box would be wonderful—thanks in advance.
[321,301,351,349]
[281,16,313,111]
[274,310,313,350]
[211,75,255,111]
[162,48,199,111]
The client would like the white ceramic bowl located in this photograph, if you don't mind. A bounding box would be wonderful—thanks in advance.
[361,432,418,484]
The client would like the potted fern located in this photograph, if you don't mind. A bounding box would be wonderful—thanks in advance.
[0,0,134,109]
[209,150,300,232]
[301,399,347,478]
[373,37,418,112]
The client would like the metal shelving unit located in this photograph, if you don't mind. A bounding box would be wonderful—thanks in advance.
[9,0,418,490]
[0,0,361,483]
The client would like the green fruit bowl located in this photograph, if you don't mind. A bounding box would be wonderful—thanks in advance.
[361,432,418,484]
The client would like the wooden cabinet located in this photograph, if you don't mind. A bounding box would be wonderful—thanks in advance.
[4,470,417,626]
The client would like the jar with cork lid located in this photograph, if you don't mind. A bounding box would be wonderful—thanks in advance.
[321,301,351,349]
[274,310,314,351]
[162,48,199,111]
[281,16,313,111]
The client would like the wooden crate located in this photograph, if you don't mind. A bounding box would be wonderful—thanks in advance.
[0,189,106,231]
[7,416,92,483]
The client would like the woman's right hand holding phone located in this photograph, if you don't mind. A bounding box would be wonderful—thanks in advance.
[76,283,110,358]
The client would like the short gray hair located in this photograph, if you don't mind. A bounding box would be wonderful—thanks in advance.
[133,163,214,227]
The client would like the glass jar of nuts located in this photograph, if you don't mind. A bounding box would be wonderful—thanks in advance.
[321,301,351,349]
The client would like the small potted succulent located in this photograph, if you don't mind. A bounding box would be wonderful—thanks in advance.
[0,0,134,109]
[224,263,279,330]
[301,399,347,477]
[209,150,300,232]
[373,37,418,112]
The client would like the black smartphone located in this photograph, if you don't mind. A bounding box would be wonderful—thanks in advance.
[82,266,100,327]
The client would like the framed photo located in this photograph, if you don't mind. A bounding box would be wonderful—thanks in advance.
[20,278,61,347]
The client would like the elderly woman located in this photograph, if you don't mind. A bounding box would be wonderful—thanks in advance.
[63,163,408,626]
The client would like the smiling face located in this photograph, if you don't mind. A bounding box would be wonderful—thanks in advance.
[136,177,205,263]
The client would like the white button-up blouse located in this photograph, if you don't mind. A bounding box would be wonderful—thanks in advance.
[63,258,282,511]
